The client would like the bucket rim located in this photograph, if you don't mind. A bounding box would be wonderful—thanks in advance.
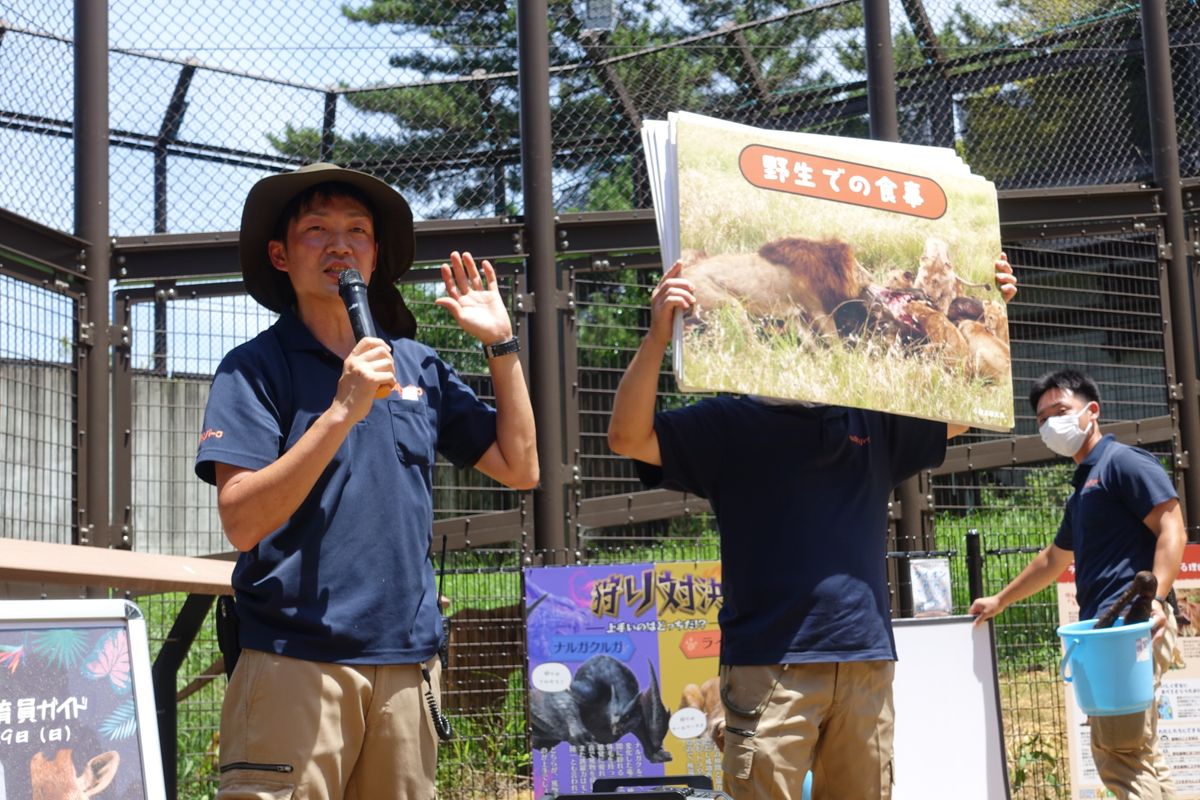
[1055,618,1153,636]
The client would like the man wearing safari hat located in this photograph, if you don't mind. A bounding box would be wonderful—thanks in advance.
[972,369,1184,798]
[195,162,537,799]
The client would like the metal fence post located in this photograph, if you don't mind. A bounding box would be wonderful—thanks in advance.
[75,0,116,548]
[865,0,927,615]
[1140,0,1200,540]
[966,528,984,602]
[153,64,196,237]
[518,0,571,558]
[863,0,898,142]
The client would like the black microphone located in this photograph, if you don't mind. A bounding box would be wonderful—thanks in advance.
[337,269,377,341]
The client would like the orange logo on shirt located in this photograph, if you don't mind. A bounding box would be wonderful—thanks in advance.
[849,435,871,446]
[199,428,224,442]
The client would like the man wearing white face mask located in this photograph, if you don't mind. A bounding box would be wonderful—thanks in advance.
[970,369,1185,799]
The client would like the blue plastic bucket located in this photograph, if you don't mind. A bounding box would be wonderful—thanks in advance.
[1056,617,1154,716]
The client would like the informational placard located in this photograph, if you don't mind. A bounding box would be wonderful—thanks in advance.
[525,562,724,799]
[642,111,1012,431]
[1056,543,1200,798]
[0,599,165,800]
[909,557,953,617]
[526,565,1008,799]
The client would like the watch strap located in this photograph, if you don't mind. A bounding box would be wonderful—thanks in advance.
[482,337,521,358]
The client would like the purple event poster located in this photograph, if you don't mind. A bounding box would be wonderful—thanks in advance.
[525,562,725,798]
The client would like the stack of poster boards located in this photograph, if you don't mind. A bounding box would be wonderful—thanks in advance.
[641,111,1013,432]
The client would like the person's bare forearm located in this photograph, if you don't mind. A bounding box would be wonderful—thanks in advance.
[485,351,538,489]
[608,333,669,465]
[217,404,356,551]
[609,261,690,465]
[994,545,1070,610]
[1151,503,1186,597]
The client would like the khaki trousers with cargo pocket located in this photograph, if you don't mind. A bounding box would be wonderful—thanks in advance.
[720,660,895,800]
[216,649,441,800]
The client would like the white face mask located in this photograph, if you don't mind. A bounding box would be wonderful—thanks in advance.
[1039,407,1093,457]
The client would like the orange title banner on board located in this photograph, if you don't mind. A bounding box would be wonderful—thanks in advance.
[738,144,948,220]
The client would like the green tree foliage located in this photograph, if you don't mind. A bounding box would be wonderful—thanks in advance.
[834,1,1152,185]
[957,2,1150,186]
[830,0,1147,184]
[998,0,1140,35]
[270,1,865,215]
[271,0,1180,204]
[936,1,1142,184]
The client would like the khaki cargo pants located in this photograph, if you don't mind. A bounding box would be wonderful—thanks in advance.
[1089,611,1180,800]
[720,660,895,800]
[216,649,441,800]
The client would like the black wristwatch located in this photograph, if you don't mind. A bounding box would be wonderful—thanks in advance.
[482,336,521,359]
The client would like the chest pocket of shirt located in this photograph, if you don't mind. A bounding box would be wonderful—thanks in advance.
[389,399,437,466]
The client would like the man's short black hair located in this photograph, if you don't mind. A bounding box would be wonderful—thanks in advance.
[269,181,376,244]
[1028,369,1100,412]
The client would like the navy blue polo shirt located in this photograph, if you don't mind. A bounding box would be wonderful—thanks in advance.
[195,310,496,664]
[1053,434,1176,621]
[635,397,946,664]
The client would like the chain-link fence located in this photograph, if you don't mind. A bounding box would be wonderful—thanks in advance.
[0,274,77,545]
[4,1,1200,798]
[4,1,1200,236]
[0,2,75,230]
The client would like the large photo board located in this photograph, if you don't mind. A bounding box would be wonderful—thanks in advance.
[643,111,1012,431]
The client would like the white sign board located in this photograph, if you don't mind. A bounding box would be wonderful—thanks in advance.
[894,616,1009,799]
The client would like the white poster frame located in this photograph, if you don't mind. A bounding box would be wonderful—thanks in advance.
[0,599,166,800]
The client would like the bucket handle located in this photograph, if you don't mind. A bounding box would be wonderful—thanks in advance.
[1059,638,1079,683]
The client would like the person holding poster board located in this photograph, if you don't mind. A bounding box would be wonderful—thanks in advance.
[971,369,1186,799]
[194,164,538,799]
[607,255,1015,799]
